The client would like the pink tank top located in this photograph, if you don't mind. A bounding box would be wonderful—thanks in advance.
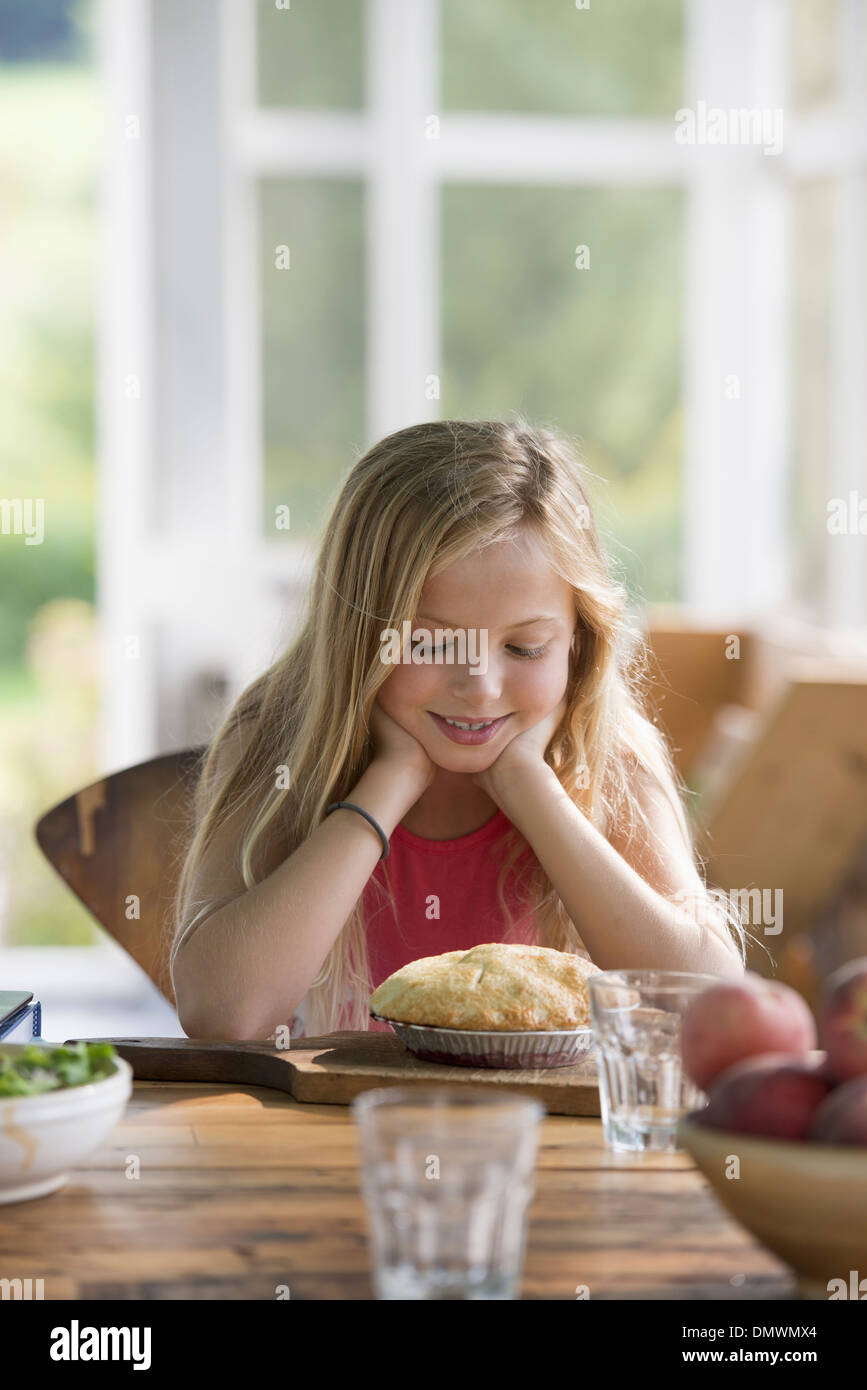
[362,807,539,1034]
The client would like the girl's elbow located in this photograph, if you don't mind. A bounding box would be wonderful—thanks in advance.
[172,957,245,1039]
[704,932,747,981]
[177,1001,262,1040]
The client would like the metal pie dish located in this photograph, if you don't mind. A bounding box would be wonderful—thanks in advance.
[370,1012,594,1069]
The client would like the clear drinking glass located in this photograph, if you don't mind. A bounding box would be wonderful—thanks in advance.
[588,970,720,1154]
[351,1086,543,1300]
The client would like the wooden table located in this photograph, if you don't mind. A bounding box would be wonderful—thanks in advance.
[1,1077,797,1300]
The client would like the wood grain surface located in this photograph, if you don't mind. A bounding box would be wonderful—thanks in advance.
[0,1076,796,1300]
[63,1032,602,1116]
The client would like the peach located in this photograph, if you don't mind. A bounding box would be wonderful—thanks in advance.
[807,1076,867,1146]
[818,957,867,1082]
[681,973,817,1091]
[699,1052,834,1140]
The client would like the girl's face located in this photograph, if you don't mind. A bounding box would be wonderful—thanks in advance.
[377,524,579,772]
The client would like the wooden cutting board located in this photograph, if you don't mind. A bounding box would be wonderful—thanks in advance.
[64,1031,602,1117]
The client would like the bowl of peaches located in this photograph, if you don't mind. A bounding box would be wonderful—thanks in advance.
[676,957,867,1299]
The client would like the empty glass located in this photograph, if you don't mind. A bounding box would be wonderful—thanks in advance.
[588,970,721,1153]
[351,1086,543,1300]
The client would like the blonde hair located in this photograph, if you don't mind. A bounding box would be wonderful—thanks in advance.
[172,417,749,1034]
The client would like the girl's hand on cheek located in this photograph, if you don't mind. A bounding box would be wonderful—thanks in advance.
[369,698,436,789]
[472,695,568,796]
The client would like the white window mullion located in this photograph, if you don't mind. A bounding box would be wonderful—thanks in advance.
[433,116,688,185]
[826,0,867,627]
[365,0,440,443]
[236,108,369,175]
[682,0,789,621]
[236,111,692,187]
[96,0,157,767]
[683,0,748,620]
[148,0,245,748]
[744,0,790,615]
[219,0,285,700]
[221,0,260,559]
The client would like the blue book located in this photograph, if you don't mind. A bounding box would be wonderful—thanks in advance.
[0,991,42,1041]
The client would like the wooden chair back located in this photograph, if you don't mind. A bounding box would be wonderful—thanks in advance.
[34,747,206,1009]
[642,622,755,782]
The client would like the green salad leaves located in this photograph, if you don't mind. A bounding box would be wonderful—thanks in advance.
[0,1041,118,1097]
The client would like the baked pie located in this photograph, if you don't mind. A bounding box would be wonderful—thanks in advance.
[369,941,600,1032]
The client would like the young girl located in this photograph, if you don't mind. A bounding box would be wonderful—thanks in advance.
[170,417,747,1041]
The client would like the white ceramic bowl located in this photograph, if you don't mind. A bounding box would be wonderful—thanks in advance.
[0,1044,133,1205]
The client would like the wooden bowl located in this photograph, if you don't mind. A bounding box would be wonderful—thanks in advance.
[677,1112,867,1299]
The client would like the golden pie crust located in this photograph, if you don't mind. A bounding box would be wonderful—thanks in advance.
[369,941,600,1031]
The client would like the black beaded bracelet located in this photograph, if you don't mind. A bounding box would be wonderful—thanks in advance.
[325,801,390,859]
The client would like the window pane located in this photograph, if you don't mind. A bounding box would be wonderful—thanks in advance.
[0,5,101,947]
[790,0,838,110]
[442,0,682,117]
[790,180,833,614]
[260,179,365,538]
[256,0,363,109]
[442,185,684,602]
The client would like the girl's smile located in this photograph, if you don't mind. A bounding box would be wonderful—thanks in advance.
[427,711,513,745]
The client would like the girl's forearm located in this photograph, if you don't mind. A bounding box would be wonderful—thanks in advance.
[172,758,427,1039]
[488,760,744,979]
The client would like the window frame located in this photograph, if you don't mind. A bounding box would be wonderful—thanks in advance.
[97,0,867,770]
